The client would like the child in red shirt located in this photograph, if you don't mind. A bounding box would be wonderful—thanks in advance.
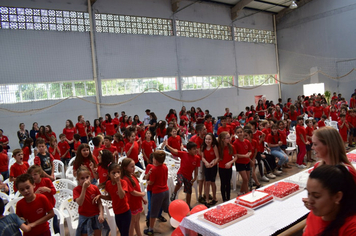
[95,163,131,236]
[144,151,169,235]
[0,145,9,180]
[92,136,104,159]
[168,128,183,151]
[204,114,213,134]
[74,166,104,236]
[16,174,54,236]
[73,144,98,182]
[121,158,147,236]
[330,106,338,121]
[313,101,323,121]
[296,117,309,168]
[141,131,156,167]
[305,119,315,162]
[58,134,71,165]
[76,115,88,144]
[10,149,30,182]
[113,133,125,160]
[48,137,60,161]
[125,131,142,169]
[103,135,118,158]
[217,116,232,135]
[22,138,33,162]
[318,115,327,129]
[72,134,82,157]
[338,114,349,148]
[165,141,199,207]
[92,149,113,184]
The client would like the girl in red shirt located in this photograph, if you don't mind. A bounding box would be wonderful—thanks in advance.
[45,125,56,146]
[48,137,60,160]
[288,104,298,128]
[103,114,119,136]
[155,121,166,144]
[125,131,142,169]
[86,120,94,141]
[267,124,290,171]
[121,158,147,236]
[201,133,219,205]
[63,119,76,151]
[305,119,315,162]
[133,115,142,126]
[195,107,205,124]
[92,149,114,185]
[36,126,46,143]
[141,131,156,167]
[217,131,237,202]
[22,138,33,162]
[73,144,98,182]
[256,99,266,119]
[76,115,88,144]
[73,166,104,236]
[95,163,131,236]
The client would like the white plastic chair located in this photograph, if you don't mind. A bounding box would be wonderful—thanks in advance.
[49,208,65,236]
[53,179,77,191]
[53,160,65,179]
[65,166,75,182]
[3,196,23,215]
[0,192,10,204]
[59,197,79,236]
[54,188,73,209]
[8,158,16,173]
[68,157,76,167]
[3,179,16,199]
[28,157,34,166]
[101,199,118,236]
[88,140,94,152]
[7,152,12,160]
[138,153,146,169]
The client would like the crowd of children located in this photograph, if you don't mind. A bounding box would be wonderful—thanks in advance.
[0,90,356,236]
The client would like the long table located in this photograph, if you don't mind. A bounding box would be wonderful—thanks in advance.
[180,172,310,236]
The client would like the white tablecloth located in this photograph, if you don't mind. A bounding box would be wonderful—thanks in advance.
[181,177,309,236]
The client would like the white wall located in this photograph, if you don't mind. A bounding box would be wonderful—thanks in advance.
[0,0,278,149]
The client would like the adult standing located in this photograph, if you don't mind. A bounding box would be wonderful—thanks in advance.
[0,129,9,152]
[30,122,39,148]
[143,109,151,126]
[148,112,157,137]
[17,123,29,148]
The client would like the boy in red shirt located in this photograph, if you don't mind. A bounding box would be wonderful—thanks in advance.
[92,136,104,158]
[103,135,118,157]
[317,115,327,129]
[15,173,54,236]
[296,117,309,168]
[72,134,82,157]
[165,141,199,208]
[217,116,232,135]
[58,134,71,166]
[313,101,323,121]
[338,114,349,149]
[113,133,125,157]
[10,149,29,182]
[167,128,183,151]
[144,151,169,235]
[204,114,213,134]
[0,146,9,180]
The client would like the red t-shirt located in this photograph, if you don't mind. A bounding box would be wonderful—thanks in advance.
[330,111,338,121]
[76,122,86,137]
[166,114,177,123]
[203,147,216,163]
[125,141,139,164]
[92,147,103,159]
[113,141,124,153]
[145,164,154,192]
[141,140,156,161]
[48,146,61,160]
[104,145,117,154]
[350,97,356,109]
[218,145,237,169]
[97,166,108,184]
[204,121,213,134]
[34,178,56,207]
[252,130,265,153]
[22,146,31,162]
[338,120,349,141]
[313,106,323,118]
[318,120,325,128]
[217,126,232,135]
[261,128,270,136]
[74,141,81,152]
[0,135,9,150]
[94,126,103,136]
[63,127,76,141]
[288,111,298,121]
[103,120,119,136]
[305,126,314,143]
[58,141,71,159]
[189,135,204,149]
[168,136,182,150]
[0,153,8,172]
[150,164,169,194]
[156,128,166,137]
[73,157,98,179]
[256,105,266,116]
[278,129,287,145]
[274,111,283,121]
[16,194,53,236]
[177,151,199,181]
[250,139,258,159]
[73,184,101,217]
[123,176,142,212]
[323,107,330,117]
[45,132,56,143]
[10,162,29,178]
[304,211,356,236]
[267,133,281,145]
[233,139,251,164]
[296,124,307,146]
[105,180,130,214]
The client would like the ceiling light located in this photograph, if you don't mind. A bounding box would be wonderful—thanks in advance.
[290,1,298,9]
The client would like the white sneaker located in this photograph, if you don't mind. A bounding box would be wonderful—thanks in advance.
[274,170,282,176]
[261,176,270,182]
[267,173,276,179]
[298,164,306,169]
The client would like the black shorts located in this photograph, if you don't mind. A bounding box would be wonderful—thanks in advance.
[306,144,312,151]
[177,174,192,194]
[236,163,251,172]
[203,165,218,182]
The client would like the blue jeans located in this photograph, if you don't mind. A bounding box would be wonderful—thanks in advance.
[270,147,289,166]
[115,210,131,236]
[135,161,143,169]
[1,170,9,181]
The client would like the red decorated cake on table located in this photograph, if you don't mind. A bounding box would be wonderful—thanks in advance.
[203,203,248,225]
[235,190,273,208]
[263,182,299,198]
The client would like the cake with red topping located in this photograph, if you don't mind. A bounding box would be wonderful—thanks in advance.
[235,190,273,208]
[203,203,247,225]
[263,182,299,198]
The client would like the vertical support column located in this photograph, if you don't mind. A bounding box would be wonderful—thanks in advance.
[273,15,281,99]
[88,0,101,118]
[173,14,183,106]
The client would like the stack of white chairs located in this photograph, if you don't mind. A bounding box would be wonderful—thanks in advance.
[3,196,23,215]
[65,166,75,182]
[0,192,10,204]
[49,208,65,236]
[59,197,79,236]
[286,133,298,163]
[53,179,77,191]
[53,159,65,179]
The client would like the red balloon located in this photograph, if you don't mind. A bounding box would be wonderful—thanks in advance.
[190,204,208,215]
[169,200,190,222]
[171,227,184,236]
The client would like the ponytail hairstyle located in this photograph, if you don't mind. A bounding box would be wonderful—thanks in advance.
[310,165,356,236]
[98,149,114,169]
[218,131,233,161]
[120,158,137,187]
[201,133,218,152]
